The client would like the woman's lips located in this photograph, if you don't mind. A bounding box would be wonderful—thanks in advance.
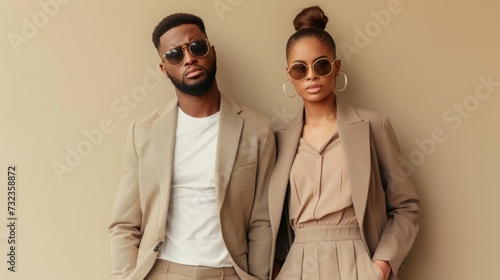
[305,84,322,93]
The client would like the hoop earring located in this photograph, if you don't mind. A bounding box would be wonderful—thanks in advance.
[282,79,297,98]
[335,71,348,92]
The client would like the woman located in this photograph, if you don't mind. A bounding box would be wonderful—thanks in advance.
[269,6,420,280]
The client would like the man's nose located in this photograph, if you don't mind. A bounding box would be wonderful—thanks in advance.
[182,46,197,65]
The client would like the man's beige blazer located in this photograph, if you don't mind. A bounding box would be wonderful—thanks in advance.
[269,97,420,280]
[109,95,276,280]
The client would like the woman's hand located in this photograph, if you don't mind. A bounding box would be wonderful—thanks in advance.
[373,260,391,280]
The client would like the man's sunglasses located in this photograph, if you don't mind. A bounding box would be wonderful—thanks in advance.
[163,39,211,66]
[287,58,338,80]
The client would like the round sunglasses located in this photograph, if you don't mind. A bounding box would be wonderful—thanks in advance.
[163,39,210,66]
[287,58,339,80]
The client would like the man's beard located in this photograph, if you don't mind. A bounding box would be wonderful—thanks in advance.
[167,62,217,96]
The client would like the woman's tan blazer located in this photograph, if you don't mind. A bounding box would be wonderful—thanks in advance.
[109,95,276,280]
[269,97,420,280]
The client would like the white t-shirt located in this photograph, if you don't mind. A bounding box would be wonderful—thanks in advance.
[158,108,232,267]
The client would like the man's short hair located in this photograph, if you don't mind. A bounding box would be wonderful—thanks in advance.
[152,13,206,50]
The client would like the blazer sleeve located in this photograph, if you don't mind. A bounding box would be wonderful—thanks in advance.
[108,121,142,279]
[372,116,421,276]
[247,123,276,280]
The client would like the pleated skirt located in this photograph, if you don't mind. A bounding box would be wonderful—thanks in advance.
[276,224,384,280]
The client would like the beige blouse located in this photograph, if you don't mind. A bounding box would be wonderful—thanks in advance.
[288,132,358,229]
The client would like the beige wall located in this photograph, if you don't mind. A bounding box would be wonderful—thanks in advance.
[1,0,499,279]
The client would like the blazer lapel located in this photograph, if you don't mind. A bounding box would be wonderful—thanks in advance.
[152,98,178,204]
[215,95,243,210]
[269,109,303,236]
[336,97,371,228]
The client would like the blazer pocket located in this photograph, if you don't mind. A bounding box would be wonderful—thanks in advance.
[232,160,257,172]
[231,161,257,188]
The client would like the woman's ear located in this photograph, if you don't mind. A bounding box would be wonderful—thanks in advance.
[334,58,342,76]
[285,67,293,83]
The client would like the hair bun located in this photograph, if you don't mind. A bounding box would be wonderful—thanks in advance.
[293,6,328,31]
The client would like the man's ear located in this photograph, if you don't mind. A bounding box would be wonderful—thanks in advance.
[159,62,170,80]
[212,45,216,61]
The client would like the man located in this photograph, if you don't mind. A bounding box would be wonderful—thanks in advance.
[108,13,276,280]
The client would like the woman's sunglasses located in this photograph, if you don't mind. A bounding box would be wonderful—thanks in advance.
[287,58,338,80]
[163,39,210,66]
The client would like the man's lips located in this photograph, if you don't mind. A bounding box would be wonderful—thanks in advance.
[305,84,322,93]
[184,67,204,79]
